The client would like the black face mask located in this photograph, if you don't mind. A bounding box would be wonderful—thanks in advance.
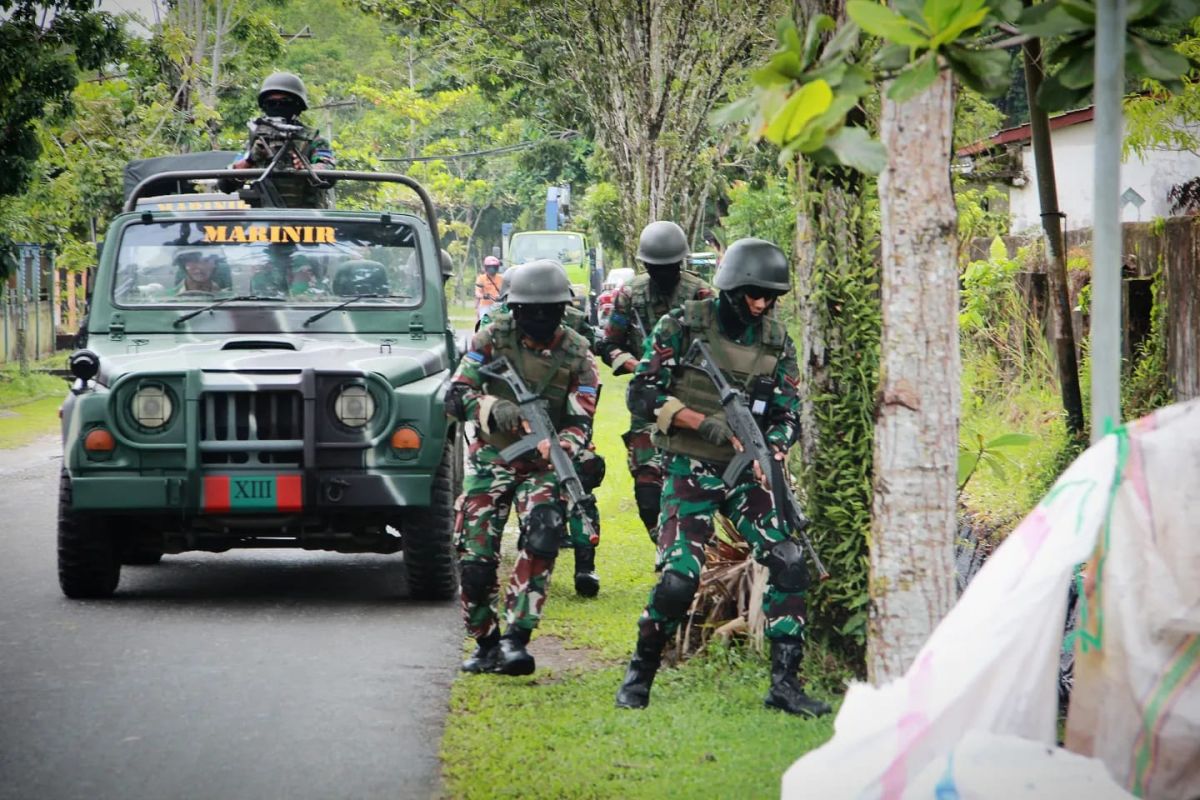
[648,263,682,294]
[717,290,758,337]
[512,303,565,343]
[261,99,301,120]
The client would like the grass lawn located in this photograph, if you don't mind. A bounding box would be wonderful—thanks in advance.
[0,355,69,449]
[440,373,836,800]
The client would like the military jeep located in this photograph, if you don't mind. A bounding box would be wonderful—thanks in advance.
[58,163,463,600]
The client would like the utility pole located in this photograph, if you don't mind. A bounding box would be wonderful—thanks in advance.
[1091,0,1126,441]
[1022,35,1085,438]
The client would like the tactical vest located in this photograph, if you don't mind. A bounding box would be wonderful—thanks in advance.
[563,305,592,340]
[651,298,787,465]
[479,313,591,451]
[627,270,709,357]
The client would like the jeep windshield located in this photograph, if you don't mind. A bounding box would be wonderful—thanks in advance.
[509,233,585,265]
[113,218,423,307]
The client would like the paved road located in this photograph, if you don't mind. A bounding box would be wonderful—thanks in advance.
[0,437,462,800]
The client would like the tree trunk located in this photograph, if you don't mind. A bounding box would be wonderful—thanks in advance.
[1022,36,1086,438]
[868,69,959,684]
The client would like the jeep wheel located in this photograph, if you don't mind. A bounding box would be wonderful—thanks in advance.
[57,471,120,598]
[120,526,165,566]
[402,432,462,601]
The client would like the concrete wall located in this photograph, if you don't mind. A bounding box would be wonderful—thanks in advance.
[1,300,57,363]
[1008,119,1200,234]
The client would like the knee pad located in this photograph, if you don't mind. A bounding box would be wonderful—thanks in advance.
[577,452,606,492]
[634,483,662,531]
[520,503,565,559]
[650,569,699,620]
[764,538,809,592]
[459,561,497,604]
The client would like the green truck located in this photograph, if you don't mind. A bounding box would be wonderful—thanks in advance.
[58,161,462,600]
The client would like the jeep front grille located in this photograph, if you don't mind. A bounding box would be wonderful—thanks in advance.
[199,391,304,466]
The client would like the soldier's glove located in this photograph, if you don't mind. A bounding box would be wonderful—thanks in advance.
[251,138,272,162]
[697,416,734,447]
[489,399,523,433]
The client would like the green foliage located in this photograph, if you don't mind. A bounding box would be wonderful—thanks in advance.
[714,14,883,170]
[720,177,796,261]
[1124,19,1200,159]
[0,1,126,198]
[957,428,1036,495]
[960,237,1021,332]
[578,182,625,258]
[1019,0,1198,110]
[1123,267,1172,419]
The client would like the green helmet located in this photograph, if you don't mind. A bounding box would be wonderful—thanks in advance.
[714,238,790,293]
[636,221,689,265]
[499,265,518,300]
[506,259,571,304]
[258,72,309,111]
[439,248,454,278]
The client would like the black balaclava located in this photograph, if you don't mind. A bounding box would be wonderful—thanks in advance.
[717,290,758,338]
[260,96,303,121]
[647,261,683,295]
[512,303,566,343]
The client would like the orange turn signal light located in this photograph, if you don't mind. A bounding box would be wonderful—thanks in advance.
[84,428,116,452]
[390,426,421,452]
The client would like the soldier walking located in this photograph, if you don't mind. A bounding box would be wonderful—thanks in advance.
[614,238,831,717]
[596,221,712,543]
[475,264,605,596]
[446,260,600,675]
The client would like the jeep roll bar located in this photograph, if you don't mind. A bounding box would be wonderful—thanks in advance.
[122,169,442,244]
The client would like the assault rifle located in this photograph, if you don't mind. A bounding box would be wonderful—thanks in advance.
[683,339,829,580]
[477,357,598,544]
[630,305,649,344]
[242,116,330,208]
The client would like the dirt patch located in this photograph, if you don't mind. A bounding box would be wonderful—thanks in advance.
[529,634,616,680]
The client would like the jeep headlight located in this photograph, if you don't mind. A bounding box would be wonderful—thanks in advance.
[131,384,174,429]
[334,384,376,428]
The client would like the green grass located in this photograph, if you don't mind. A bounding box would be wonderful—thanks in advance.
[440,375,836,799]
[958,345,1069,531]
[0,354,69,448]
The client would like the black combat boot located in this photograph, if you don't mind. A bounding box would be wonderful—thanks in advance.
[615,628,667,709]
[763,637,831,718]
[460,631,500,674]
[493,627,536,676]
[573,545,600,598]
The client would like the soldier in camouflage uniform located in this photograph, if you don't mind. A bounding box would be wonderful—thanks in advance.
[218,72,335,208]
[596,221,713,543]
[476,264,604,597]
[614,238,831,718]
[446,259,601,675]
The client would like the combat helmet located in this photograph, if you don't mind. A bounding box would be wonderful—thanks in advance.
[258,72,309,111]
[506,259,571,304]
[499,264,518,300]
[636,221,689,265]
[713,238,790,293]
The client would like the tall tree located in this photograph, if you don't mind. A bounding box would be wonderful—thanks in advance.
[868,66,959,683]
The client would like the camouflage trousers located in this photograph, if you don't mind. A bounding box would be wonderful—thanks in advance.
[455,446,569,640]
[485,445,603,549]
[637,452,808,642]
[622,417,665,536]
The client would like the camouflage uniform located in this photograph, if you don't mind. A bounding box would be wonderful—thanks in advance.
[632,296,806,641]
[472,304,604,588]
[449,314,599,643]
[595,271,712,539]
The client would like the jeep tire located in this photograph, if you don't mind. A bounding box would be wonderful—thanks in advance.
[402,431,462,600]
[57,471,120,598]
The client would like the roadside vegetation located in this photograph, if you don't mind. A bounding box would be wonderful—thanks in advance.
[0,354,68,448]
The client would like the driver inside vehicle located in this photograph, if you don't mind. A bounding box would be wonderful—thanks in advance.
[174,250,229,295]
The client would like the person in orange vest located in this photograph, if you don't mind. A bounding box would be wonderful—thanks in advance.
[475,256,504,319]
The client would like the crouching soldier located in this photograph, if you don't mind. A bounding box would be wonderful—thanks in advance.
[614,238,831,718]
[446,259,600,674]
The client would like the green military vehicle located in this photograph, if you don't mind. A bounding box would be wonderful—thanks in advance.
[58,159,463,600]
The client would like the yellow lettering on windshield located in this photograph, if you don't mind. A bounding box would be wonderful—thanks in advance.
[198,224,337,244]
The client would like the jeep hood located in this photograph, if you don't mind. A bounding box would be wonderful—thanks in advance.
[96,335,449,386]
